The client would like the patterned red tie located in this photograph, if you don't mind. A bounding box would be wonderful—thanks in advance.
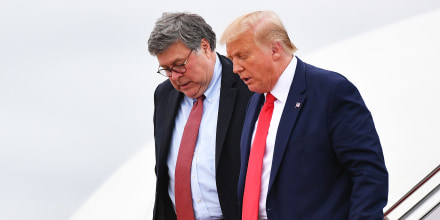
[242,92,276,220]
[175,95,204,220]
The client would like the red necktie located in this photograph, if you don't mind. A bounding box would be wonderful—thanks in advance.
[175,95,204,220]
[242,92,276,220]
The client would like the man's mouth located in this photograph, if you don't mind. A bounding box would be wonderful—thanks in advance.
[242,77,251,84]
[180,81,191,87]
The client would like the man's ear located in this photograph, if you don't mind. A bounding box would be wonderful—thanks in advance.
[271,41,282,61]
[200,38,211,54]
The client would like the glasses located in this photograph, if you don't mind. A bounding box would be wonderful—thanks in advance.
[157,49,193,77]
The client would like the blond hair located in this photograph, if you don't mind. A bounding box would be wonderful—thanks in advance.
[220,11,297,54]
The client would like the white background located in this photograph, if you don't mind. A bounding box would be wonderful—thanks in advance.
[1,1,440,219]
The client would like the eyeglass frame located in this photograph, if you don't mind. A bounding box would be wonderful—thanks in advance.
[156,49,193,77]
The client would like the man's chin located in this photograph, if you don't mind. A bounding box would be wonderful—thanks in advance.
[182,90,198,99]
[247,85,264,94]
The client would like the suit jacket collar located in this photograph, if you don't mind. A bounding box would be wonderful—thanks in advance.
[267,57,307,192]
[158,88,182,176]
[215,53,238,170]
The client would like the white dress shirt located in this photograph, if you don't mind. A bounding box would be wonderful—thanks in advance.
[251,56,297,218]
[167,54,223,220]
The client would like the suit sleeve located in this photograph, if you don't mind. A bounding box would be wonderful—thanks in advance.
[328,79,388,219]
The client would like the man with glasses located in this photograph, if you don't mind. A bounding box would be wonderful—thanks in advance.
[148,12,253,220]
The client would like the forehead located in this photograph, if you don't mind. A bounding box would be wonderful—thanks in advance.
[226,33,256,56]
[156,42,190,66]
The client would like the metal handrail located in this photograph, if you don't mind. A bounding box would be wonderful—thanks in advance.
[384,164,440,218]
[400,183,440,219]
[421,198,440,219]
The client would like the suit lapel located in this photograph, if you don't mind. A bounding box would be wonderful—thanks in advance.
[268,58,307,192]
[241,94,265,165]
[238,93,264,200]
[215,55,237,169]
[158,88,182,174]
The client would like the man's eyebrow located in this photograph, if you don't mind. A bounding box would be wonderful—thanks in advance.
[159,57,184,68]
[226,49,241,58]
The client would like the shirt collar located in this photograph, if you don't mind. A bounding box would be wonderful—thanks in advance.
[268,55,297,103]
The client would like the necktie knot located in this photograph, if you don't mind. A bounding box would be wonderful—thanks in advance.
[196,94,205,103]
[265,92,276,104]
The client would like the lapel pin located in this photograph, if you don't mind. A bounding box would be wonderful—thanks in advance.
[295,102,301,108]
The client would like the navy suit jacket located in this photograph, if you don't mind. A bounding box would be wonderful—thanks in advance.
[238,58,388,219]
[153,54,253,220]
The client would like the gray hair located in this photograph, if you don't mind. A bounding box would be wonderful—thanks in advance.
[148,12,216,55]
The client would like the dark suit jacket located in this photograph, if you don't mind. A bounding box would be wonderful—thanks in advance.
[238,58,388,219]
[153,54,253,220]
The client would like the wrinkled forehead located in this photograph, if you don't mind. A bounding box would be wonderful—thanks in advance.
[225,33,256,56]
[156,42,190,67]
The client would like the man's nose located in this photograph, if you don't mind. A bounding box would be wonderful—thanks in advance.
[232,63,244,74]
[170,71,183,80]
